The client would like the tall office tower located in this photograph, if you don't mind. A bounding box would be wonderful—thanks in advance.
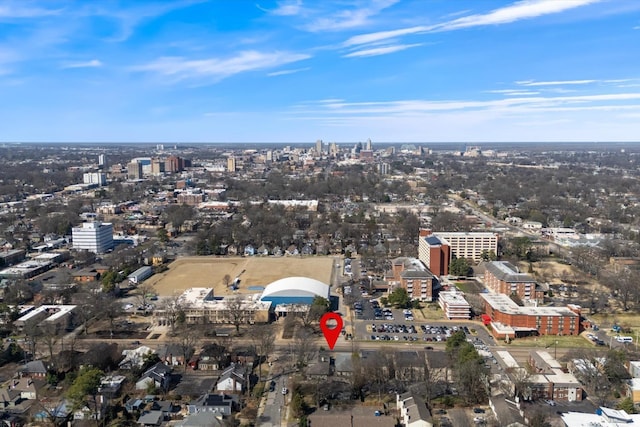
[365,138,372,150]
[127,161,143,180]
[227,156,236,172]
[315,139,324,154]
[151,158,166,175]
[266,150,273,162]
[330,142,338,156]
[98,154,107,169]
[72,222,114,254]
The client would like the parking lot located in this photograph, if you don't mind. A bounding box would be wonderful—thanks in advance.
[366,322,472,343]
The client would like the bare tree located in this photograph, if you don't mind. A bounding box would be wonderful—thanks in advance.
[225,296,246,335]
[174,324,199,372]
[248,324,276,380]
[40,322,61,365]
[159,292,183,333]
[135,282,156,315]
[293,327,317,372]
[222,274,231,288]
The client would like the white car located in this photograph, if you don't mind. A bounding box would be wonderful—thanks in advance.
[282,387,288,395]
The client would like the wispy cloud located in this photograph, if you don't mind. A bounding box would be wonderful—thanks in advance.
[343,43,422,58]
[267,67,310,76]
[436,0,601,31]
[305,0,400,32]
[344,0,601,47]
[0,3,62,19]
[260,0,303,16]
[61,59,103,69]
[298,92,640,116]
[135,51,311,83]
[634,25,640,30]
[516,79,597,86]
[487,89,540,96]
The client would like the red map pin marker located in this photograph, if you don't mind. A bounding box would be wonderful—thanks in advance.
[320,312,343,350]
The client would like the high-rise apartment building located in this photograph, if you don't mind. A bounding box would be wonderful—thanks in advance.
[227,156,236,172]
[151,158,166,175]
[83,172,107,186]
[418,233,451,276]
[419,229,498,264]
[165,155,184,173]
[315,139,324,155]
[98,154,107,169]
[127,161,143,180]
[72,222,114,254]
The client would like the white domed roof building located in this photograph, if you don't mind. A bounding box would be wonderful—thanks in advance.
[260,276,330,305]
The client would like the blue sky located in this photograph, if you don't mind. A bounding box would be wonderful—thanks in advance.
[1,0,640,143]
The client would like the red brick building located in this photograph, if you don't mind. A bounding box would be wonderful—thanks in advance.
[418,231,450,277]
[481,293,581,339]
[386,257,439,302]
[484,261,544,304]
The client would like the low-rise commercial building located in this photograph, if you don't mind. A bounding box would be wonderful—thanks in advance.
[438,290,471,320]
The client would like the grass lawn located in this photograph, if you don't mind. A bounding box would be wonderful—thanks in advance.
[507,335,591,349]
[418,303,445,320]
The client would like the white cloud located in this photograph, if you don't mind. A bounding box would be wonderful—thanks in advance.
[516,79,597,86]
[305,0,400,32]
[343,43,422,58]
[438,0,602,31]
[61,59,103,69]
[487,89,540,96]
[0,3,62,18]
[634,25,640,30]
[344,0,600,47]
[135,51,311,82]
[267,67,310,76]
[344,26,433,47]
[265,0,303,16]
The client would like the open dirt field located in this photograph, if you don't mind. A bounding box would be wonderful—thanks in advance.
[146,256,334,297]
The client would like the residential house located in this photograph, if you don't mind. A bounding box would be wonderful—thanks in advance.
[256,244,269,256]
[120,346,157,370]
[197,344,229,371]
[158,344,192,367]
[72,395,108,421]
[395,351,427,382]
[215,364,246,393]
[178,411,224,427]
[135,362,172,392]
[243,245,255,257]
[137,410,163,427]
[397,391,432,427]
[187,393,235,416]
[17,360,47,379]
[333,353,354,377]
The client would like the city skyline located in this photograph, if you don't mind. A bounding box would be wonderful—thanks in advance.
[1,0,640,143]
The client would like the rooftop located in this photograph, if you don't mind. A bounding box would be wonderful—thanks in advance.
[482,293,579,317]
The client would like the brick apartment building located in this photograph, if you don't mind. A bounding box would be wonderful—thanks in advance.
[386,257,439,301]
[418,232,450,276]
[418,229,498,275]
[481,293,582,339]
[484,261,545,304]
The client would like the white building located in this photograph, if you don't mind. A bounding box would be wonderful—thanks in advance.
[429,231,498,263]
[72,222,114,253]
[438,291,471,320]
[83,172,107,186]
